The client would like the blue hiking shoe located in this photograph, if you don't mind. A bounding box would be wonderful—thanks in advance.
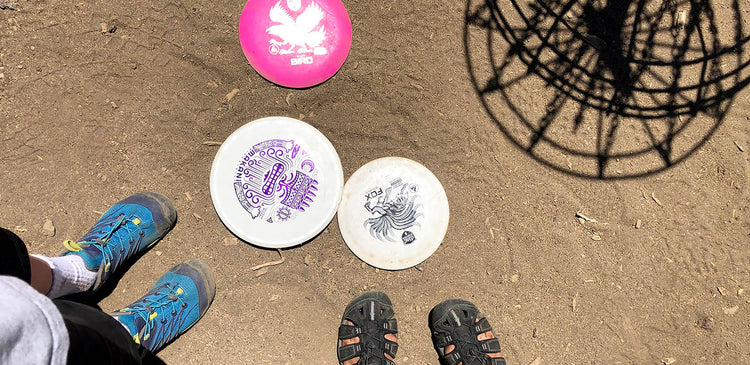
[61,192,177,291]
[111,259,216,353]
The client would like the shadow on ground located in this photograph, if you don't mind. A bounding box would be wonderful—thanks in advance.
[465,0,750,179]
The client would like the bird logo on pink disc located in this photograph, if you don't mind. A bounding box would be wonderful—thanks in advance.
[266,0,328,57]
[239,0,352,88]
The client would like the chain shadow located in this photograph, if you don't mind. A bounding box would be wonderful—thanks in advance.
[465,0,750,179]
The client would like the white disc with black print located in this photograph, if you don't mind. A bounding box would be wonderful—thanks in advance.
[338,157,449,270]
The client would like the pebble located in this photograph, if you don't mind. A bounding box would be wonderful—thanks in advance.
[254,267,268,277]
[223,237,238,246]
[42,218,55,237]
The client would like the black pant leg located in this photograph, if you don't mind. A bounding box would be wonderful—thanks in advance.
[0,227,31,283]
[54,300,147,365]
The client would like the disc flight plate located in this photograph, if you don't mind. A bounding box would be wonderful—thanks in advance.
[210,116,343,248]
[338,157,449,270]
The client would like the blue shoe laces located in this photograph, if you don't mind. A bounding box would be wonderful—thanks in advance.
[120,282,190,350]
[63,213,145,272]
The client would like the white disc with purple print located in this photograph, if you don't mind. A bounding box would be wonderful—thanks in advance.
[338,157,449,270]
[210,116,343,248]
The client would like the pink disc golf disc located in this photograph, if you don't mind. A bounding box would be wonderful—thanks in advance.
[238,0,352,88]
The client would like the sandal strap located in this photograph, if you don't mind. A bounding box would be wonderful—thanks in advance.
[338,324,363,339]
[383,339,398,358]
[337,344,398,365]
[432,332,453,348]
[383,318,398,333]
[337,343,362,362]
[474,317,493,333]
[480,338,501,353]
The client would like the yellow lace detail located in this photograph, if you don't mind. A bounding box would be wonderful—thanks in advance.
[63,240,82,252]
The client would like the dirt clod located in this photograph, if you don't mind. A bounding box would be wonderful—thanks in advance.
[42,218,55,237]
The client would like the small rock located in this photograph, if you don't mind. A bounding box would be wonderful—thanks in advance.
[591,234,602,241]
[255,267,268,277]
[0,0,18,10]
[154,250,163,256]
[304,254,312,266]
[14,225,28,233]
[192,213,203,222]
[529,357,542,365]
[662,358,677,365]
[718,287,728,296]
[269,294,280,302]
[185,192,193,202]
[0,73,5,79]
[723,306,739,315]
[510,274,519,283]
[223,237,238,246]
[738,288,744,296]
[635,219,642,229]
[42,218,55,237]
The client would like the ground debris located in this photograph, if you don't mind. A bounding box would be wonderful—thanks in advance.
[223,237,238,246]
[202,141,222,146]
[43,218,55,237]
[0,0,17,10]
[223,88,239,103]
[572,292,579,312]
[252,249,285,270]
[254,267,268,277]
[529,357,542,365]
[717,287,727,296]
[723,306,739,315]
[635,219,642,229]
[185,191,193,201]
[192,213,203,222]
[733,141,745,152]
[651,192,663,207]
[575,211,598,224]
[591,233,602,241]
[662,357,677,365]
[13,226,27,232]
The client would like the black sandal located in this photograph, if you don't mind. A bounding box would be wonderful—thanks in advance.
[337,291,399,365]
[429,299,506,365]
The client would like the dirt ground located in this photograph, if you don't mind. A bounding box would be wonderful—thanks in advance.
[2,0,749,364]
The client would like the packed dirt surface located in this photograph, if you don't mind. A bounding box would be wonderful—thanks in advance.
[2,0,749,363]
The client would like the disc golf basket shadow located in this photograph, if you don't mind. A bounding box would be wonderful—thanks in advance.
[465,0,750,179]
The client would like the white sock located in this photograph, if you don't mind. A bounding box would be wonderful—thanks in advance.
[31,254,98,299]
